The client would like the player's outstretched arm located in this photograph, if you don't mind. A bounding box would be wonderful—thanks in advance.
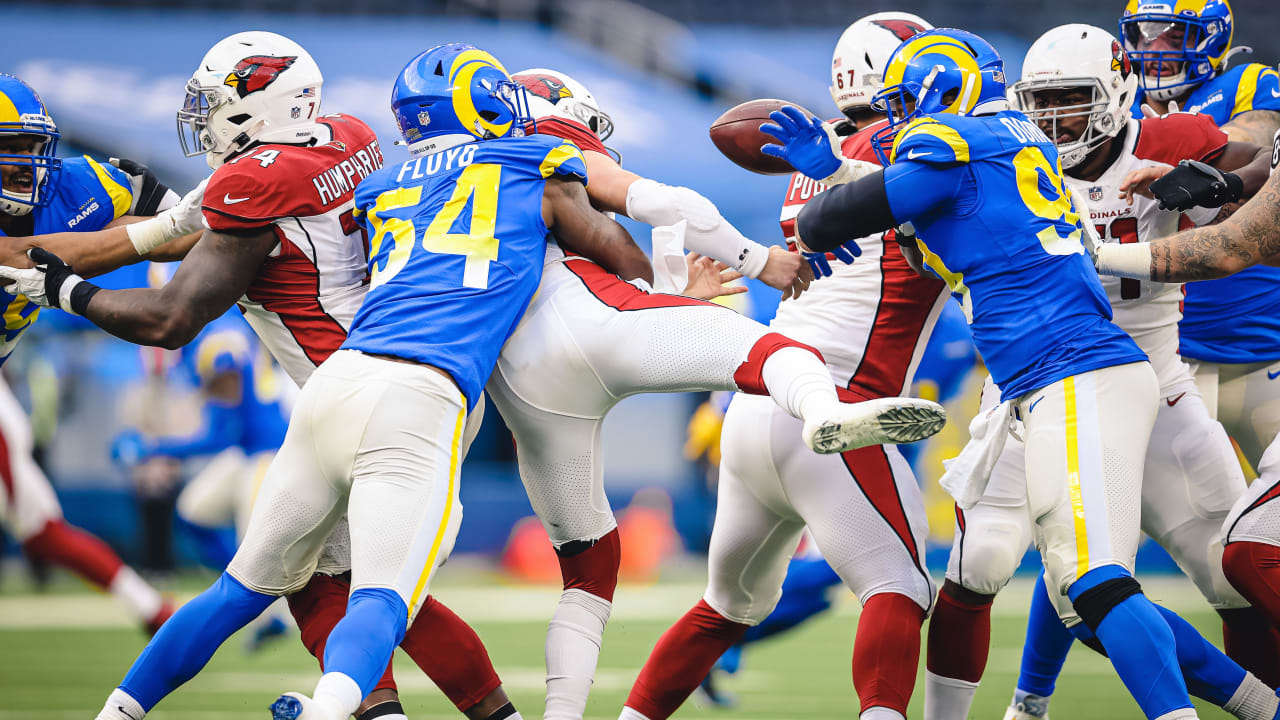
[1224,110,1280,146]
[543,175,654,285]
[1098,171,1280,282]
[0,223,199,278]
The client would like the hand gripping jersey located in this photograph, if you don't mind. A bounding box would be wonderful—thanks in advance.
[1065,114,1226,396]
[201,115,382,387]
[0,155,139,365]
[777,120,948,399]
[345,134,588,409]
[883,111,1146,400]
[1131,63,1280,364]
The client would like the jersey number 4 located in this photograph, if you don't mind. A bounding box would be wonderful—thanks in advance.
[365,163,502,289]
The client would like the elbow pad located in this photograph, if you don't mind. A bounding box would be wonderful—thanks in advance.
[625,178,768,278]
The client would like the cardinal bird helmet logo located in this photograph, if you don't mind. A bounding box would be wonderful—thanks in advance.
[515,73,573,105]
[872,18,927,42]
[224,55,297,98]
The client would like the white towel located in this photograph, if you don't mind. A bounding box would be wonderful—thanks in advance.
[939,399,1015,509]
[650,220,689,294]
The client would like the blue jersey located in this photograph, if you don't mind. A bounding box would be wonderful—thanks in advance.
[345,135,588,409]
[0,156,136,365]
[881,111,1146,400]
[1133,63,1280,363]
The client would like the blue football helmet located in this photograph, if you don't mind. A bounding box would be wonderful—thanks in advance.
[1119,0,1235,102]
[392,43,534,157]
[869,28,1008,164]
[0,74,60,216]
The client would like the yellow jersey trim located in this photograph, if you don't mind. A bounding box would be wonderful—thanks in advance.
[84,156,134,220]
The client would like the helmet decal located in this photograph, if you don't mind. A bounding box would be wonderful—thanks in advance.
[515,74,573,105]
[224,55,297,99]
[1111,40,1133,76]
[872,18,928,42]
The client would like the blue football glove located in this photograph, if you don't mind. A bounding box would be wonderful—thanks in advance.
[801,240,861,278]
[111,430,152,467]
[760,106,843,180]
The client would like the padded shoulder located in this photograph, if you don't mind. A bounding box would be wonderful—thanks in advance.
[890,116,974,165]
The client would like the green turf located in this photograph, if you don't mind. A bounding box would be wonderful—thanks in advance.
[0,582,1237,720]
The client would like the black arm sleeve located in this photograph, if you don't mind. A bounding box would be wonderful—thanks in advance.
[795,169,897,253]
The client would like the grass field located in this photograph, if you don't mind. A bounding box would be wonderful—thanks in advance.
[0,570,1237,720]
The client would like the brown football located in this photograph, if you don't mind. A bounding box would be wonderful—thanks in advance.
[709,98,816,175]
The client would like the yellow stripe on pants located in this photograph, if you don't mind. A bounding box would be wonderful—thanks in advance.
[407,399,466,617]
[1064,375,1089,579]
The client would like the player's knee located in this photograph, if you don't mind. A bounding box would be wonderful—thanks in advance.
[556,528,621,601]
[704,583,779,626]
[955,537,1021,596]
[1173,422,1246,517]
[1069,569,1143,632]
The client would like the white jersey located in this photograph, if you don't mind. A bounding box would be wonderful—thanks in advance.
[775,121,948,399]
[201,115,381,387]
[1067,115,1226,397]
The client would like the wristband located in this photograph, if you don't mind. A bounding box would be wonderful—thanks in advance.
[59,275,100,316]
[1094,242,1152,280]
[125,215,175,255]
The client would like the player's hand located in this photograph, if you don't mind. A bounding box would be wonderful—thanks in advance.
[111,429,152,467]
[760,106,844,180]
[0,248,85,311]
[1118,164,1173,205]
[758,245,814,301]
[682,253,747,301]
[1149,159,1244,211]
[1140,100,1182,118]
[165,177,210,236]
[801,239,861,279]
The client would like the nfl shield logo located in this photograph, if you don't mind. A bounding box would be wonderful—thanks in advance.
[418,110,431,127]
[1089,186,1104,202]
[291,106,301,119]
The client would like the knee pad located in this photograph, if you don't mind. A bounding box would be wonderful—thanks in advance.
[953,533,1023,596]
[1070,575,1143,632]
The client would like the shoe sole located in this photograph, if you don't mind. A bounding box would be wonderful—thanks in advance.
[809,404,946,454]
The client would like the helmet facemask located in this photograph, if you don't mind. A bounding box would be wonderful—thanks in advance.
[0,119,61,217]
[1016,80,1116,169]
[1121,12,1220,102]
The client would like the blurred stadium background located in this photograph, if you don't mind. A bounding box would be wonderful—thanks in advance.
[0,1,1275,718]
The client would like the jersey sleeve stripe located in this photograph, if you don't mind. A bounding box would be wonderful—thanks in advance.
[1233,64,1267,118]
[2,295,37,341]
[83,156,134,220]
[539,142,586,179]
[890,119,970,164]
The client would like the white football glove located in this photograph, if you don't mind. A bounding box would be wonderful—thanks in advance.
[125,177,209,254]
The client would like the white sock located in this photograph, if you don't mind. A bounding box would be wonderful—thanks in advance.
[923,670,979,720]
[759,346,838,421]
[1224,671,1279,720]
[619,707,652,720]
[506,714,525,720]
[860,707,906,720]
[312,672,363,720]
[97,688,146,720]
[1152,710,1199,720]
[546,588,613,720]
[108,566,164,622]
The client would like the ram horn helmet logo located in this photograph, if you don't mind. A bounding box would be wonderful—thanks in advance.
[224,55,298,99]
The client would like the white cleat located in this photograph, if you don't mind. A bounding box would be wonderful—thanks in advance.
[802,397,946,454]
[270,692,338,720]
[1002,698,1050,720]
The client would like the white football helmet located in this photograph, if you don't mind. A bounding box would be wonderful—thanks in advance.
[177,31,323,169]
[829,12,932,115]
[512,68,613,140]
[1011,24,1139,169]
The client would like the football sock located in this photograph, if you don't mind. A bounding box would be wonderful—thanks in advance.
[624,599,749,719]
[860,708,906,720]
[356,700,406,720]
[120,571,274,710]
[1223,542,1280,682]
[741,556,841,644]
[1219,606,1280,688]
[1223,672,1280,720]
[108,565,167,627]
[289,575,400,693]
[96,687,146,720]
[618,708,651,720]
[312,672,363,720]
[322,587,407,700]
[758,345,839,421]
[23,518,122,589]
[1014,570,1075,700]
[400,595,502,710]
[482,702,521,720]
[1068,566,1192,720]
[545,529,621,720]
[923,580,992,720]
[853,592,924,716]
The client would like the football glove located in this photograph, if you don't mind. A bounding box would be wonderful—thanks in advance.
[0,248,99,315]
[760,106,843,180]
[1149,159,1243,211]
[801,240,861,278]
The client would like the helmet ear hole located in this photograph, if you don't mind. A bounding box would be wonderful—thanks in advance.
[226,113,253,125]
[479,109,500,122]
[941,88,960,107]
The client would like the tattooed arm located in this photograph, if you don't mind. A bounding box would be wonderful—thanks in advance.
[1224,110,1280,146]
[1146,169,1280,281]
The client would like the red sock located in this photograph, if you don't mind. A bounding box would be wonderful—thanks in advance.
[854,592,925,715]
[287,573,397,693]
[399,595,502,711]
[22,519,123,589]
[625,600,749,720]
[1222,541,1280,685]
[926,580,993,683]
[558,528,621,601]
[1219,606,1280,687]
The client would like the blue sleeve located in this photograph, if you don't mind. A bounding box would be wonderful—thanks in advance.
[1237,65,1280,115]
[147,402,244,460]
[883,160,965,222]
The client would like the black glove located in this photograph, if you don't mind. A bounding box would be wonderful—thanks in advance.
[22,247,99,315]
[1149,159,1244,211]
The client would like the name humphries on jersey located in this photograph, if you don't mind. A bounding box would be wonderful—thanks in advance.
[311,138,383,206]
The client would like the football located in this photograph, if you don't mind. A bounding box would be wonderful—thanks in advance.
[709,98,817,175]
